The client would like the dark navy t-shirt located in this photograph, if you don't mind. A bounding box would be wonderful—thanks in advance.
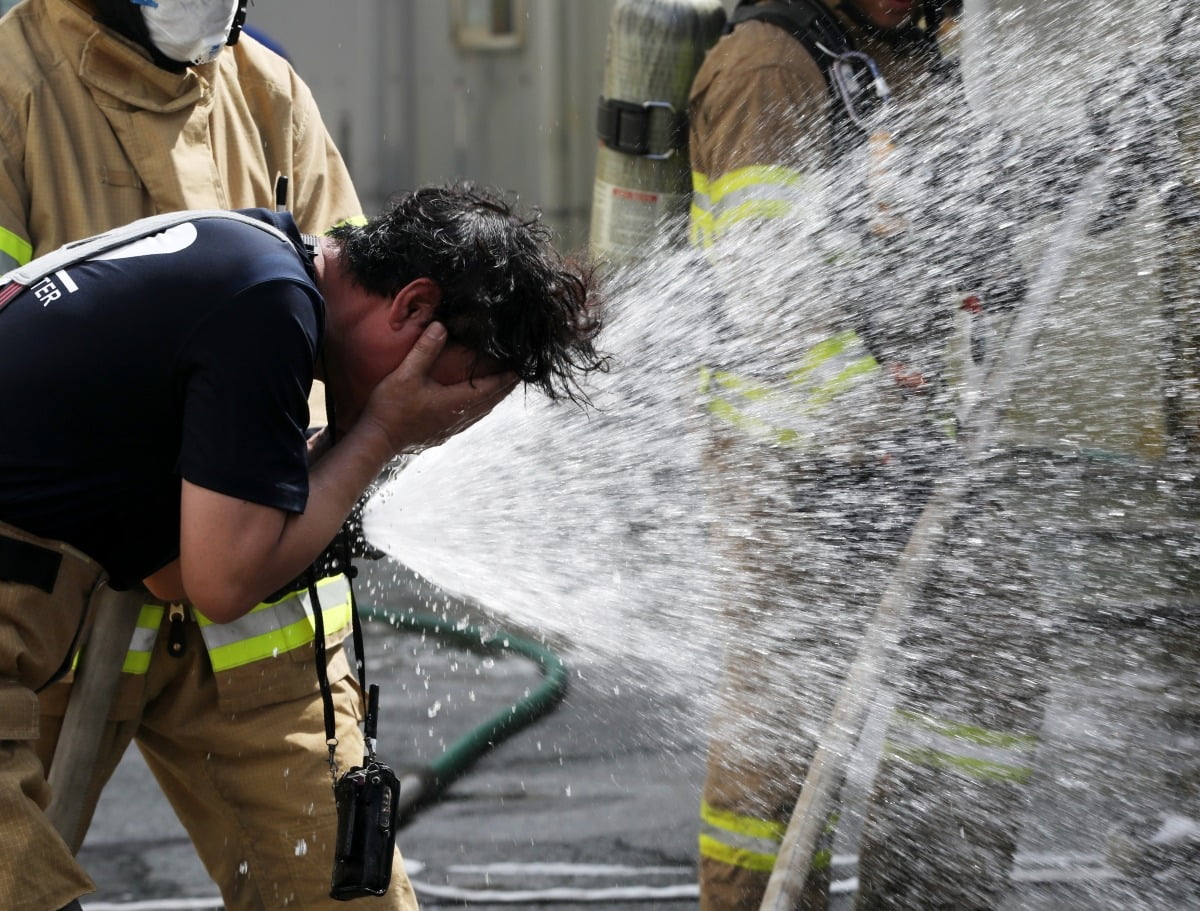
[0,209,323,588]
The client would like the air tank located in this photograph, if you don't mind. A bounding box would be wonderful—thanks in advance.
[589,0,727,264]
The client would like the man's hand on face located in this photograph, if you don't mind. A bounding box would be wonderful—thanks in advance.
[173,323,516,624]
[362,321,518,456]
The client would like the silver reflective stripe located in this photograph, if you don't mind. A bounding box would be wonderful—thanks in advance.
[700,819,782,858]
[885,709,1037,782]
[196,575,352,650]
[128,622,158,654]
[710,180,801,219]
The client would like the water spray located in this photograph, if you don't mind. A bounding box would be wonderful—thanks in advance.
[358,606,570,825]
[757,49,1162,911]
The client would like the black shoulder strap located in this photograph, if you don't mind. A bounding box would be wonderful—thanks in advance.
[727,0,872,149]
[727,0,854,67]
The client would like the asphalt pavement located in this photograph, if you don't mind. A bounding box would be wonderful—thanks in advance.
[75,558,1198,911]
[77,558,708,911]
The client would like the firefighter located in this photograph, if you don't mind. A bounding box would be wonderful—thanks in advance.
[0,1,403,909]
[687,1,1051,908]
[0,188,605,911]
[0,0,362,270]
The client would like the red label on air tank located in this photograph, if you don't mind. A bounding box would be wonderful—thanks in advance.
[611,187,660,204]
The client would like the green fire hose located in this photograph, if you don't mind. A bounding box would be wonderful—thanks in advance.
[357,605,570,826]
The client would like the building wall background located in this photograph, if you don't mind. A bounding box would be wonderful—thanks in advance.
[249,0,619,251]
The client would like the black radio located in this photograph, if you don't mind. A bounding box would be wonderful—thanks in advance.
[331,685,400,900]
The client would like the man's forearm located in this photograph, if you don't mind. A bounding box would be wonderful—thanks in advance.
[178,322,514,623]
[178,420,393,623]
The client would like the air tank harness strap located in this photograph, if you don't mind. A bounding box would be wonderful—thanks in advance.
[597,97,686,160]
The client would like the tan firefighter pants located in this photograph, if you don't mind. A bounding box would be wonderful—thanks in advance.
[36,608,420,911]
[0,522,106,911]
[698,428,929,911]
[699,430,1055,911]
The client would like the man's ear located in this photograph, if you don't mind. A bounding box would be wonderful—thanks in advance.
[388,277,442,330]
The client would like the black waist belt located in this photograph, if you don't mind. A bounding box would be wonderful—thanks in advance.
[0,533,62,593]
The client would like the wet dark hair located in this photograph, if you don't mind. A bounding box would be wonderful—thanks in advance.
[327,183,607,403]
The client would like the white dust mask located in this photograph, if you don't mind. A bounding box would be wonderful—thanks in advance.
[135,0,241,66]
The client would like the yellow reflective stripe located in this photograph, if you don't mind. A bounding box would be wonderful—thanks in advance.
[886,710,1036,783]
[706,165,807,204]
[690,217,713,249]
[698,801,836,873]
[697,329,881,446]
[0,226,32,269]
[885,745,1033,783]
[806,353,880,410]
[691,197,794,247]
[787,330,880,408]
[699,832,778,873]
[705,369,771,402]
[704,394,805,448]
[789,330,857,383]
[714,198,792,234]
[893,709,1039,750]
[710,336,877,409]
[689,211,714,249]
[123,604,165,673]
[196,575,352,672]
[701,373,798,445]
[691,165,807,248]
[121,651,151,674]
[329,214,368,229]
[701,369,805,445]
[701,799,787,842]
[68,603,163,675]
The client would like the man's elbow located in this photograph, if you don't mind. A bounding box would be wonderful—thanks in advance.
[181,575,261,624]
[192,598,252,625]
[145,564,249,622]
[143,561,187,602]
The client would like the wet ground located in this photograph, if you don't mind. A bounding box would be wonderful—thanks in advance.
[77,559,708,911]
[75,560,1198,911]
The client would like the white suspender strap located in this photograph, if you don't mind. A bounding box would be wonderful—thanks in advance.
[0,210,293,288]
